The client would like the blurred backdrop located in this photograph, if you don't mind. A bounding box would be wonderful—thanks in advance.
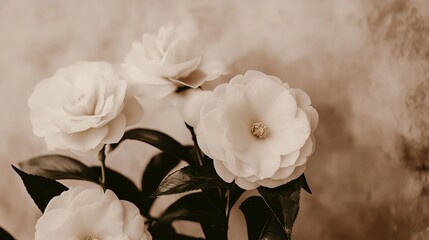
[0,0,428,239]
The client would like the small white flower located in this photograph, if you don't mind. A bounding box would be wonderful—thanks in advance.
[121,21,226,99]
[195,71,318,190]
[28,61,143,155]
[35,186,151,240]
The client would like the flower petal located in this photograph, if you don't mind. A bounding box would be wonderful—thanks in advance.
[280,151,300,168]
[270,165,295,180]
[169,89,212,127]
[121,200,145,240]
[256,165,306,188]
[213,160,235,183]
[179,60,228,88]
[74,194,124,237]
[61,126,109,153]
[160,56,201,79]
[102,114,126,144]
[196,107,226,160]
[262,91,298,131]
[293,88,312,107]
[121,65,177,99]
[267,109,311,155]
[235,177,259,190]
[231,141,281,179]
[296,137,314,165]
[121,98,143,126]
[303,106,319,133]
[142,34,164,61]
[224,151,256,178]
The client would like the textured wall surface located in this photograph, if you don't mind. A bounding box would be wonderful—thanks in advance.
[0,0,428,239]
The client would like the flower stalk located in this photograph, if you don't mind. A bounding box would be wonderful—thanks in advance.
[225,188,231,226]
[185,123,204,166]
[98,146,107,191]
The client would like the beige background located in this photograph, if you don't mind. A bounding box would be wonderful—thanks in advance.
[0,0,428,239]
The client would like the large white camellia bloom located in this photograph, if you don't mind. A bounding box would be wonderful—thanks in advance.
[28,61,143,155]
[121,22,226,99]
[195,71,318,190]
[35,186,151,240]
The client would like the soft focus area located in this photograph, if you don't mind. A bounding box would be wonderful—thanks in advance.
[1,0,428,239]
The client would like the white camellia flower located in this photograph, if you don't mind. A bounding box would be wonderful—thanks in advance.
[195,70,318,190]
[28,61,143,155]
[35,186,151,240]
[121,21,226,99]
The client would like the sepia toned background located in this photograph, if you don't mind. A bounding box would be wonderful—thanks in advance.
[0,0,428,239]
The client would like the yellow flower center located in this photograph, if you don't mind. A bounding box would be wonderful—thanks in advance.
[251,122,270,139]
[87,235,101,240]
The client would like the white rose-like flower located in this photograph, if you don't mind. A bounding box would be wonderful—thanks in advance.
[35,186,151,240]
[121,21,226,99]
[28,61,143,155]
[195,71,318,190]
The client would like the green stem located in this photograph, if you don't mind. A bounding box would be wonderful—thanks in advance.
[225,188,231,226]
[98,145,107,191]
[185,123,204,166]
[185,123,230,239]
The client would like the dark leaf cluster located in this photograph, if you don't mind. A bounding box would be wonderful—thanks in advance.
[13,128,311,240]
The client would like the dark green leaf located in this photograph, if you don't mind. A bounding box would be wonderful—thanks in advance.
[151,166,229,197]
[148,223,176,239]
[240,196,288,240]
[187,145,203,165]
[201,188,223,212]
[257,176,303,233]
[229,183,245,208]
[301,174,312,194]
[91,167,141,211]
[263,214,289,240]
[18,155,98,183]
[141,152,181,218]
[0,227,16,240]
[152,192,225,240]
[149,221,205,240]
[110,128,193,163]
[12,165,68,212]
[153,233,204,240]
[202,154,215,167]
[197,156,226,210]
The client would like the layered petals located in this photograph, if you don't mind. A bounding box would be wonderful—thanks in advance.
[121,22,226,99]
[28,61,143,155]
[35,186,151,240]
[195,70,318,189]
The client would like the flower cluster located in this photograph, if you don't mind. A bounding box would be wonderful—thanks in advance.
[15,21,318,240]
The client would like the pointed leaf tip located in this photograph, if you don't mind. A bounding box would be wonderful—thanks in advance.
[302,174,312,194]
[12,165,68,212]
[18,155,98,183]
[0,226,16,240]
[141,152,181,218]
